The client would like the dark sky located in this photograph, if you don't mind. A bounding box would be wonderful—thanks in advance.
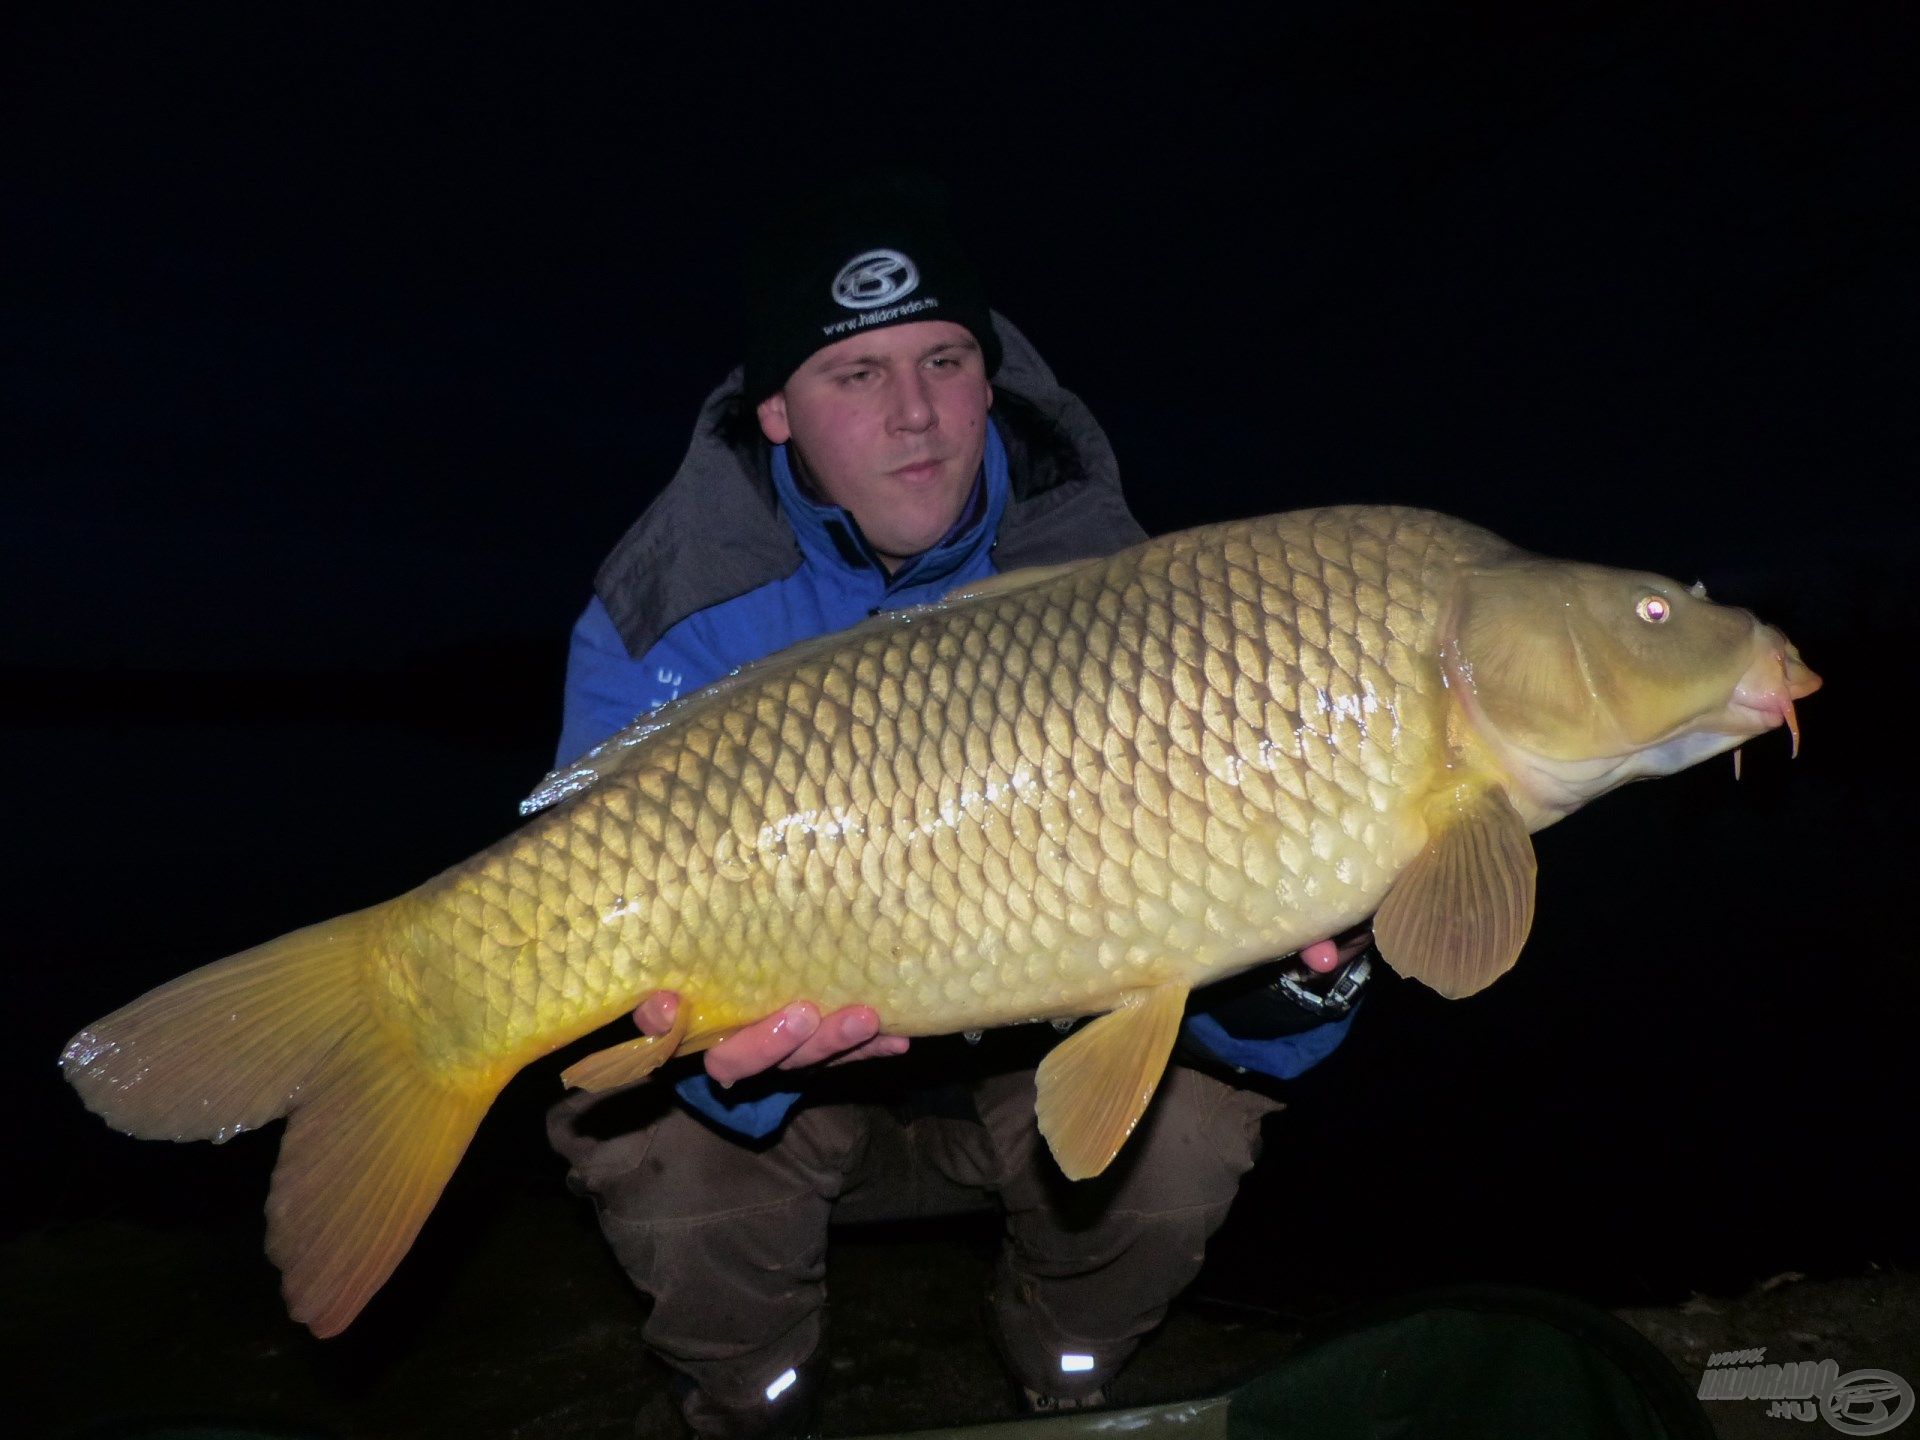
[6,2,1915,1313]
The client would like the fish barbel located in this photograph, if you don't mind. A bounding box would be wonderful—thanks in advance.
[61,505,1820,1336]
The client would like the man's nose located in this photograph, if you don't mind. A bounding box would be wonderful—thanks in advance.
[887,371,936,432]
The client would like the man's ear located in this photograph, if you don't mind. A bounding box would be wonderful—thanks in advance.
[756,391,791,444]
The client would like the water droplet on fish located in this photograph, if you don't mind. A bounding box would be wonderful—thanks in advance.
[962,1030,982,1045]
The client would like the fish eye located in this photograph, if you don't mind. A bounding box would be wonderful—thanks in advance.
[1635,594,1672,624]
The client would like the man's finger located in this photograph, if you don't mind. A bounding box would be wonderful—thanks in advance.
[827,1034,912,1067]
[633,990,679,1036]
[1298,939,1343,974]
[1298,929,1374,975]
[706,1002,820,1087]
[777,1006,883,1071]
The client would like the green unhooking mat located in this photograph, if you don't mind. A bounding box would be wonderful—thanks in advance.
[871,1284,1714,1440]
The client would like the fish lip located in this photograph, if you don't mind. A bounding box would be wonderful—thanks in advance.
[1633,662,1815,751]
[1725,641,1822,737]
[1723,695,1792,734]
[1786,662,1823,702]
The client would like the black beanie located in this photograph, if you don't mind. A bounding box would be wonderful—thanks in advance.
[742,173,1001,403]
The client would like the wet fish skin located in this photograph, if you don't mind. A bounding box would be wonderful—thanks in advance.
[61,505,1818,1337]
[396,506,1475,1073]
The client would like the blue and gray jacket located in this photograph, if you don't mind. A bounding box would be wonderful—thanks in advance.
[558,314,1355,1136]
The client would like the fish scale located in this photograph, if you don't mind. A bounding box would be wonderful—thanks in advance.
[375,507,1485,1077]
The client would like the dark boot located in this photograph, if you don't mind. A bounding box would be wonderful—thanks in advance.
[638,1359,823,1440]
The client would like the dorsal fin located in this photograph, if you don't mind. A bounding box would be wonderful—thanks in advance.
[943,559,1092,604]
[521,612,922,814]
[521,563,1086,815]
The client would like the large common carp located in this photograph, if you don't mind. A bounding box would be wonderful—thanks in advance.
[62,506,1818,1337]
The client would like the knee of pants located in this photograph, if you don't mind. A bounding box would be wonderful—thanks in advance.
[990,1062,1283,1228]
[551,1093,874,1227]
[555,1102,873,1377]
[601,1184,833,1354]
[1123,1064,1282,1207]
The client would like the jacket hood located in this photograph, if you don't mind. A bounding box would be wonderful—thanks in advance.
[593,312,1142,657]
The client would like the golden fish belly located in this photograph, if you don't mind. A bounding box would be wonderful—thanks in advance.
[385,507,1506,1074]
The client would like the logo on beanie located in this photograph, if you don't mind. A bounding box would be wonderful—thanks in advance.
[831,249,920,311]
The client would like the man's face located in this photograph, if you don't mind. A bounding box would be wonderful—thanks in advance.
[756,320,992,571]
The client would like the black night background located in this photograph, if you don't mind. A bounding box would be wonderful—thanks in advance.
[5,4,1915,1436]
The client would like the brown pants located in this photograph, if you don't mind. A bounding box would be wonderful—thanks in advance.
[546,1045,1281,1412]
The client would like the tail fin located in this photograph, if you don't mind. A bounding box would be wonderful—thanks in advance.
[60,905,501,1337]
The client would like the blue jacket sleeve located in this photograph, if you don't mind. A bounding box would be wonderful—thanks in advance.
[555,597,719,769]
[671,1072,804,1138]
[1180,1009,1357,1081]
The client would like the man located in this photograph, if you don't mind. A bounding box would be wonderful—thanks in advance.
[546,175,1369,1438]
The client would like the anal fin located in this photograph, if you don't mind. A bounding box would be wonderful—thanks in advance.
[561,1003,690,1091]
[1034,982,1188,1180]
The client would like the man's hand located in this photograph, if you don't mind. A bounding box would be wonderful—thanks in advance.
[632,992,911,1088]
[636,925,1368,1085]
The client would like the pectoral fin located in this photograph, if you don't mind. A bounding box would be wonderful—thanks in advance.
[560,1004,690,1091]
[1374,783,1537,999]
[1034,982,1188,1180]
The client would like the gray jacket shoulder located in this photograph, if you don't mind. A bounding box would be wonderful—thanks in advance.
[592,313,1146,657]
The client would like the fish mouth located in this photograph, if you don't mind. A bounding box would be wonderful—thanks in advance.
[1500,630,1824,815]
[1725,635,1823,757]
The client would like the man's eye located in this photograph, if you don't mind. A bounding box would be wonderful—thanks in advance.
[837,370,872,385]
